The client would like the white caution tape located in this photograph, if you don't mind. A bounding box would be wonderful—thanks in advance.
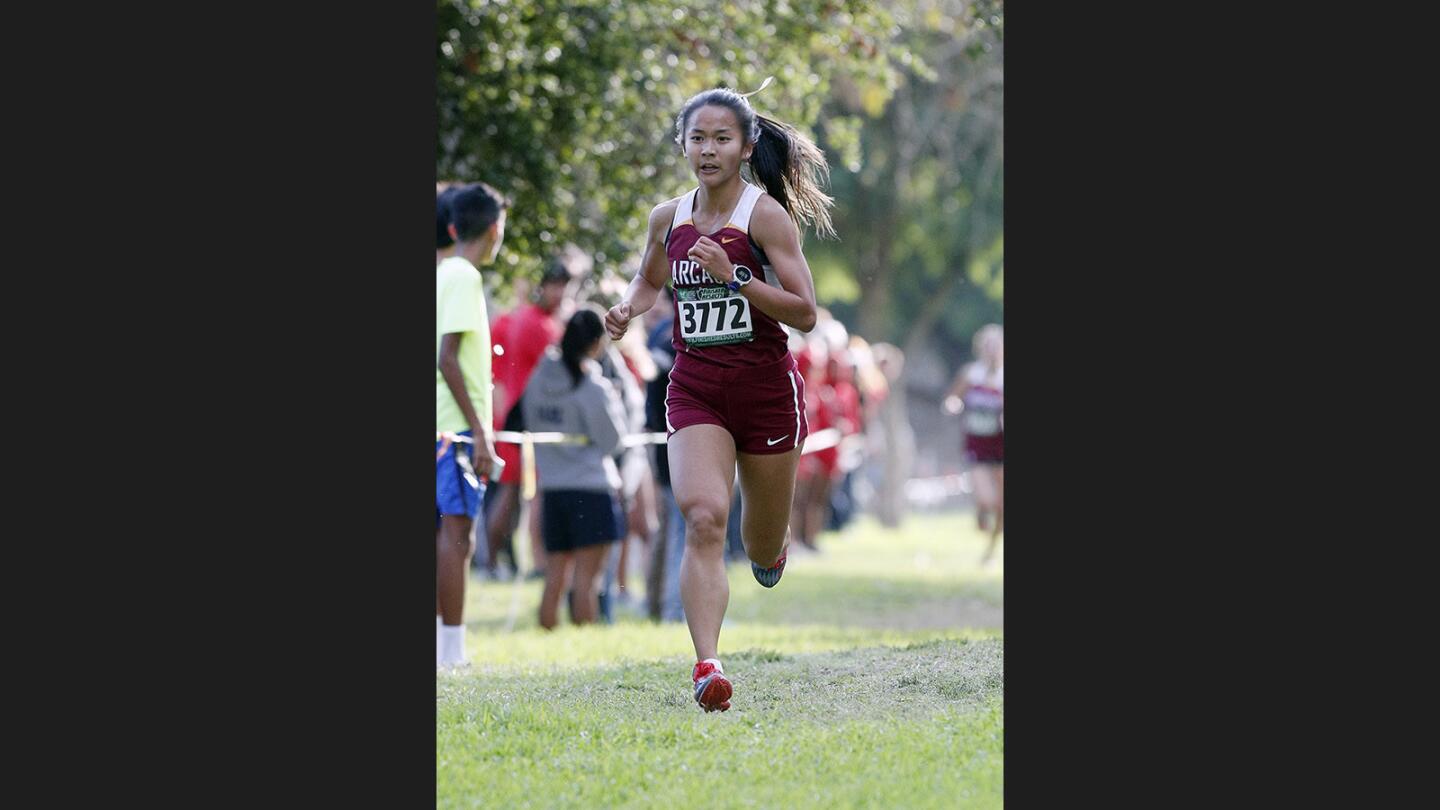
[439,426,854,502]
[437,428,843,454]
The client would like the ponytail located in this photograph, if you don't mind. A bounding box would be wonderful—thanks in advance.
[749,115,836,240]
[560,308,607,389]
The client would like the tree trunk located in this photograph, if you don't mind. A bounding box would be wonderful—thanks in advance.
[876,376,913,528]
[900,266,966,360]
[856,236,894,342]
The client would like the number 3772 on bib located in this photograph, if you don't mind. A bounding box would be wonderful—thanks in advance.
[676,286,754,347]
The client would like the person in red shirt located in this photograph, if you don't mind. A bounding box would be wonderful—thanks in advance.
[480,258,576,579]
[823,339,863,533]
[792,332,839,551]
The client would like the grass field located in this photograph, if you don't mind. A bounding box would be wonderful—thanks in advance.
[438,511,1003,808]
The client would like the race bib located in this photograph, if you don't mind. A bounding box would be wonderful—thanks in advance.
[965,410,1002,436]
[676,286,753,347]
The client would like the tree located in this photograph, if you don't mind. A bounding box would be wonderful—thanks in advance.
[802,1,1002,526]
[437,0,913,291]
[809,0,1003,364]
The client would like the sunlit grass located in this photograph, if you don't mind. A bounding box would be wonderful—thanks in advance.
[461,511,1002,668]
[440,510,1003,808]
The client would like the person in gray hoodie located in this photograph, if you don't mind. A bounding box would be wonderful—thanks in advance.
[523,307,630,629]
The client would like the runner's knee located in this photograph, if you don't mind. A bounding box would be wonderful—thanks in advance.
[680,499,728,547]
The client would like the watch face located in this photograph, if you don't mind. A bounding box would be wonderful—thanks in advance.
[735,266,752,283]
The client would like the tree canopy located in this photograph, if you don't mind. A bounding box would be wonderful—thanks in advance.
[438,0,1002,367]
[439,0,911,281]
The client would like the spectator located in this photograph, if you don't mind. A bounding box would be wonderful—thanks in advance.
[436,181,507,668]
[599,327,658,618]
[523,308,629,629]
[641,288,686,622]
[480,256,577,579]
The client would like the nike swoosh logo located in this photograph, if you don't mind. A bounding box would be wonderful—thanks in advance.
[767,435,790,446]
[721,236,740,244]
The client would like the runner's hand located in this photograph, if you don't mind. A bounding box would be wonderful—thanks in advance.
[605,301,633,340]
[687,236,734,283]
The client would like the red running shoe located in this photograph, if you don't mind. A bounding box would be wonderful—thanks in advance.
[692,659,732,712]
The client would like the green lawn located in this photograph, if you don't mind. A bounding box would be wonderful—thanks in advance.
[439,511,1003,808]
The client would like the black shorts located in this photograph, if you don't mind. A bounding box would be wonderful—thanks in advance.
[541,490,623,553]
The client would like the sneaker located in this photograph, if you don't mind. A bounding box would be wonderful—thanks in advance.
[751,546,788,588]
[692,659,732,712]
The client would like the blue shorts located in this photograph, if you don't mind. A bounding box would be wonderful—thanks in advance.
[541,490,623,554]
[437,431,485,525]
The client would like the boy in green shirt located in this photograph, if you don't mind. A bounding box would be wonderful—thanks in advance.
[436,181,507,668]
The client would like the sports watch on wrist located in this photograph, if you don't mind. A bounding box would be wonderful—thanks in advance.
[725,266,753,292]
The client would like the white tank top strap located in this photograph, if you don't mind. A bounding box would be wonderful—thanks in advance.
[672,189,698,230]
[729,183,764,233]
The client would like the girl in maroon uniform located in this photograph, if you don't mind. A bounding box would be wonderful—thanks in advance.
[605,85,833,712]
[948,324,1004,565]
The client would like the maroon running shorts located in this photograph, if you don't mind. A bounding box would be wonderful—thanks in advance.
[665,354,809,455]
